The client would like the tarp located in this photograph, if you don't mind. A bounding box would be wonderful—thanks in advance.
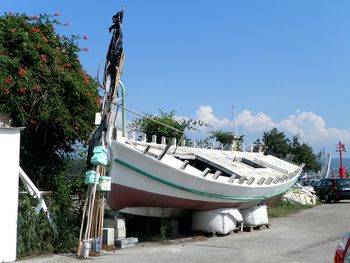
[283,184,317,205]
[87,10,124,168]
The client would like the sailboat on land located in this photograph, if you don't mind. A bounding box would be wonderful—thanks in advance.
[90,11,304,217]
[106,121,304,214]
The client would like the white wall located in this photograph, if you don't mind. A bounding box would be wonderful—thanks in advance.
[0,127,22,262]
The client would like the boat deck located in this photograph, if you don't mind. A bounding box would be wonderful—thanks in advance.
[126,140,302,187]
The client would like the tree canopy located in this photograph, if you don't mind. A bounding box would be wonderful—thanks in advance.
[289,136,321,172]
[0,13,99,187]
[255,128,321,172]
[261,128,291,158]
[0,12,101,253]
[128,110,206,144]
[210,130,244,150]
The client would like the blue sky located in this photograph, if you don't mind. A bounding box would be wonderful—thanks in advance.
[2,0,350,157]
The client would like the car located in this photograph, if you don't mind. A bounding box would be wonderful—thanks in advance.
[335,231,350,263]
[302,179,319,187]
[315,178,350,203]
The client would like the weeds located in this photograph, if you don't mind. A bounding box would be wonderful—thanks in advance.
[17,195,55,257]
[267,200,314,218]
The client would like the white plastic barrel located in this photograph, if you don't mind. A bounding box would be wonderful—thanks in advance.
[0,127,22,262]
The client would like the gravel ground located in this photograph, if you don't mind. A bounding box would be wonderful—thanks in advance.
[19,201,350,263]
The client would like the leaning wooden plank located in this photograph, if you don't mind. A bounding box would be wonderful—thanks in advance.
[212,171,222,180]
[180,160,189,170]
[273,177,280,184]
[247,177,255,185]
[257,177,266,185]
[265,177,273,185]
[157,143,172,160]
[228,173,237,183]
[201,168,211,177]
[238,176,246,184]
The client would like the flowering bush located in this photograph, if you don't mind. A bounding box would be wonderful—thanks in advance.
[0,12,101,253]
[0,13,99,168]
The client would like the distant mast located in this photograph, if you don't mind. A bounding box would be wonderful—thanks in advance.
[297,110,308,144]
[232,105,238,137]
[336,142,346,178]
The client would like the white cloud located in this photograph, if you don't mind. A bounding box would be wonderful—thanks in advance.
[176,105,350,154]
[236,110,276,132]
[195,105,230,128]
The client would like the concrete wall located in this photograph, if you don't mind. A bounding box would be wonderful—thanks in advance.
[0,127,22,262]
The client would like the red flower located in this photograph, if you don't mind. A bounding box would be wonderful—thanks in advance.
[32,85,41,92]
[54,12,60,17]
[83,35,89,40]
[83,47,89,52]
[19,87,27,94]
[3,89,10,95]
[30,119,37,125]
[40,54,48,62]
[74,126,80,131]
[43,38,49,44]
[18,68,27,77]
[87,91,91,97]
[36,44,41,49]
[64,63,72,68]
[32,15,39,20]
[95,95,100,104]
[84,77,89,85]
[11,28,16,33]
[5,76,12,84]
[31,26,40,33]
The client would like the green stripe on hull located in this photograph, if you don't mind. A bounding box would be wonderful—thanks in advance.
[114,158,297,201]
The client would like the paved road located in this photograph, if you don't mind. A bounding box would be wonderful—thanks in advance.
[20,201,350,263]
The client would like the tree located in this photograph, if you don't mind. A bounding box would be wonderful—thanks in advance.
[290,136,321,172]
[0,12,99,253]
[210,130,244,150]
[128,109,206,144]
[261,128,291,158]
[0,13,99,187]
[256,128,321,172]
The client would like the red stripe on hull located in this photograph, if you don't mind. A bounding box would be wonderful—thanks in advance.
[107,183,280,211]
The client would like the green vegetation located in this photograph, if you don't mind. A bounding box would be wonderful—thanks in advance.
[128,109,207,144]
[0,12,99,255]
[255,128,321,172]
[210,130,244,150]
[17,195,55,256]
[267,200,314,218]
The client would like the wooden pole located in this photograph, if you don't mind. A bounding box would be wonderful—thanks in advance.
[76,191,89,256]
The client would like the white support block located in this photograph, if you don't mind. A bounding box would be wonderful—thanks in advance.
[161,136,166,145]
[192,140,196,148]
[152,135,157,144]
[103,228,115,246]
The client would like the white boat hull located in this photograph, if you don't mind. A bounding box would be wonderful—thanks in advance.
[107,139,302,212]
